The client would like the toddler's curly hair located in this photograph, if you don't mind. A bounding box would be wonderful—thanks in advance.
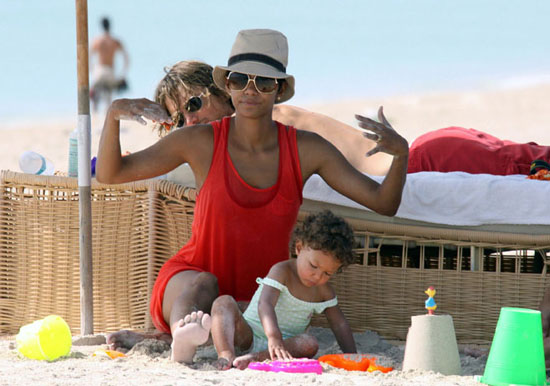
[292,210,356,267]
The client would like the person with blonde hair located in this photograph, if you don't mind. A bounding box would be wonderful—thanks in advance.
[153,61,234,135]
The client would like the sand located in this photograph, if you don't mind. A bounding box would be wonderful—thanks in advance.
[0,326,488,386]
[1,83,549,384]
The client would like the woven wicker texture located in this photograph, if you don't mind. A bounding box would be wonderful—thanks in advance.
[0,171,153,334]
[308,217,550,343]
[2,171,548,343]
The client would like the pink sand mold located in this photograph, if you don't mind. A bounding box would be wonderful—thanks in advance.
[248,359,323,374]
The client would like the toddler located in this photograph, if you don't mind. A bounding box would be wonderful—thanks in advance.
[210,210,357,370]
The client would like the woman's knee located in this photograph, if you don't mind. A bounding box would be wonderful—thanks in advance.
[162,270,219,319]
[191,271,219,295]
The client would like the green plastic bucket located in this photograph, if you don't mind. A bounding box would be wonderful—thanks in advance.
[16,315,72,361]
[480,307,547,386]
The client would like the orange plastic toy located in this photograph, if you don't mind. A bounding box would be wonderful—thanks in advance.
[319,354,370,371]
[366,356,393,373]
[318,354,393,373]
[93,349,126,359]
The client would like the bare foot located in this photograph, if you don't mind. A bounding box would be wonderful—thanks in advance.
[170,311,212,364]
[213,357,233,370]
[233,351,268,370]
[106,330,145,350]
[106,330,172,351]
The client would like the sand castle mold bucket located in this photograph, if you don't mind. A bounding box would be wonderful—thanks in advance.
[402,314,461,375]
[16,315,72,361]
[481,307,547,386]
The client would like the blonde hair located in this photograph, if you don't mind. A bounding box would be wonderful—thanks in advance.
[153,61,232,137]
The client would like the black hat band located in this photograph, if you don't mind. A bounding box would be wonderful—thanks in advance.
[228,53,286,73]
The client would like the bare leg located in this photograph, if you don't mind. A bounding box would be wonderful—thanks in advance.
[106,270,218,352]
[210,295,253,370]
[163,271,219,363]
[104,89,113,113]
[233,333,319,370]
[163,271,218,326]
[106,330,171,351]
[170,311,212,363]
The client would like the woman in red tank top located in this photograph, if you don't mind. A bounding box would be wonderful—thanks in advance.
[96,29,409,363]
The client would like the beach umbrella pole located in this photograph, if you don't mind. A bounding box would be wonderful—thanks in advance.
[75,0,93,335]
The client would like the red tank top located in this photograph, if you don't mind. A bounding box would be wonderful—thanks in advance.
[158,116,303,302]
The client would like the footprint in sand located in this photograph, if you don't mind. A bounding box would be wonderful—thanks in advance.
[170,311,212,364]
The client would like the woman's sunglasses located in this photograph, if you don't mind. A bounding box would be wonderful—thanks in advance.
[226,72,279,94]
[184,95,203,113]
[169,94,204,129]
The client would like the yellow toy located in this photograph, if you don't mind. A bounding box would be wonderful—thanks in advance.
[425,286,437,315]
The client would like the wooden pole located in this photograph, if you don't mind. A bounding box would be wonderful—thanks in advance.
[75,0,93,335]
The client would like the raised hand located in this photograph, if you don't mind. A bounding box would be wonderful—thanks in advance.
[355,106,408,158]
[109,98,172,127]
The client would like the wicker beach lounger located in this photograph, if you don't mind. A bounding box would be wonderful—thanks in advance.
[301,199,550,343]
[0,171,154,334]
[0,171,201,335]
[1,170,549,344]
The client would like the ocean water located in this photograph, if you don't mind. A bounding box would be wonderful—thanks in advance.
[2,0,550,123]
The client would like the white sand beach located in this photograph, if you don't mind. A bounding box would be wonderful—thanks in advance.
[1,83,549,385]
[0,327,488,386]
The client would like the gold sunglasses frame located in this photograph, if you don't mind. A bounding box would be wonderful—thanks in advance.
[226,72,279,94]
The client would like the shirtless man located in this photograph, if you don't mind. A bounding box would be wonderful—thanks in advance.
[90,17,129,111]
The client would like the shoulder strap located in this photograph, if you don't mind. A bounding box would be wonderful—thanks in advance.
[310,296,338,314]
[258,277,287,292]
[277,121,303,196]
[209,117,229,165]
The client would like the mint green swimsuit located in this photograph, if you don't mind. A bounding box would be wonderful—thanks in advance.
[242,277,338,352]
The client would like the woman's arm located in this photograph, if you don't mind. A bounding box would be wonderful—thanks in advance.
[96,98,212,185]
[96,98,173,183]
[324,305,357,353]
[298,107,408,216]
[273,104,393,176]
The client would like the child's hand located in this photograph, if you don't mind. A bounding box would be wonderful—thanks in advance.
[268,338,293,361]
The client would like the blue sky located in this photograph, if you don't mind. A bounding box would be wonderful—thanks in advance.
[2,1,550,120]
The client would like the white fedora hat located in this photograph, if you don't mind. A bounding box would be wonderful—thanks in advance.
[213,29,295,103]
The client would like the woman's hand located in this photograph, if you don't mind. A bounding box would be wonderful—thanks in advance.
[107,98,172,126]
[267,337,293,361]
[356,106,409,158]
